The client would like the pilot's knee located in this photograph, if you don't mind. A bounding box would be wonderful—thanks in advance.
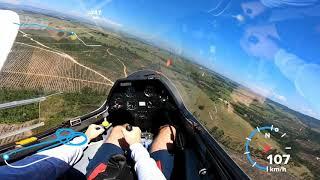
[158,125,176,141]
[151,125,176,153]
[111,125,124,133]
[105,125,126,147]
[110,124,128,134]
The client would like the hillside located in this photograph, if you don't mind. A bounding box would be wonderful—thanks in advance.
[182,66,319,179]
[267,100,320,131]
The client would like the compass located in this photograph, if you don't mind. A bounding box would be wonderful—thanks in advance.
[245,125,291,173]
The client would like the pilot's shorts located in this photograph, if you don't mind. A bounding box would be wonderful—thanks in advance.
[87,143,174,179]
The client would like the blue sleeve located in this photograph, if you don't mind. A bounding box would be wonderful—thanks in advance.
[0,155,70,180]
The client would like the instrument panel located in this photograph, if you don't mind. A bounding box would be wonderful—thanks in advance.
[107,80,175,130]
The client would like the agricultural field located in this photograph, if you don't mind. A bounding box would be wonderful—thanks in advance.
[0,10,319,179]
[0,42,112,93]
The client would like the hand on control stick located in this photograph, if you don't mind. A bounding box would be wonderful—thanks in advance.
[85,124,105,142]
[121,126,141,145]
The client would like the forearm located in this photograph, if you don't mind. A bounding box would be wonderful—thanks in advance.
[0,155,70,179]
[0,136,88,179]
[130,143,166,180]
[36,136,88,166]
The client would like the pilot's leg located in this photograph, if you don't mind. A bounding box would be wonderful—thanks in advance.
[86,125,127,179]
[150,125,176,180]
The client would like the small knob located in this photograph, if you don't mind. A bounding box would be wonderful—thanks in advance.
[126,125,133,131]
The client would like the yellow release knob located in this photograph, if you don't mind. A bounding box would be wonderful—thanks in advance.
[69,34,77,41]
[102,120,110,128]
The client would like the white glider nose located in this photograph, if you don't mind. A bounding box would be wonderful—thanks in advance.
[0,10,20,71]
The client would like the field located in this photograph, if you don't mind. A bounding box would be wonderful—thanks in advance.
[0,32,113,93]
[0,10,319,179]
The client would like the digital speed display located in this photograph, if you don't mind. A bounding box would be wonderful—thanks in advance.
[245,125,291,173]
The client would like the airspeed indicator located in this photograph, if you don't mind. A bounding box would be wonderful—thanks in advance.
[245,125,291,173]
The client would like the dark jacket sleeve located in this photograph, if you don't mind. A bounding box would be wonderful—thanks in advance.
[0,155,70,180]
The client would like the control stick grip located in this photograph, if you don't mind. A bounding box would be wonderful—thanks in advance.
[126,124,133,131]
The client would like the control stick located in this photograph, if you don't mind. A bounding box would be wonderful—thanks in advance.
[126,124,133,131]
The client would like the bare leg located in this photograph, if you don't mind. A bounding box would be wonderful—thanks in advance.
[150,125,176,179]
[150,125,176,153]
[105,125,128,148]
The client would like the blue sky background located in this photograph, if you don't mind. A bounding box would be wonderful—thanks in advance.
[2,0,320,119]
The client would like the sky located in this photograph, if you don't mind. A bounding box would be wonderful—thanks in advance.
[2,0,320,119]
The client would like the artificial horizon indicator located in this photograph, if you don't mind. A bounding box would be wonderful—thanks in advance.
[245,125,291,173]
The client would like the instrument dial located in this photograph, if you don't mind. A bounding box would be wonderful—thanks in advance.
[125,87,135,98]
[245,125,291,173]
[144,86,156,97]
[110,96,124,110]
[147,101,153,108]
[160,95,169,102]
[127,101,137,110]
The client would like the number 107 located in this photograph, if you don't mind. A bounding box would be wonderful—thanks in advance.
[267,154,290,165]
